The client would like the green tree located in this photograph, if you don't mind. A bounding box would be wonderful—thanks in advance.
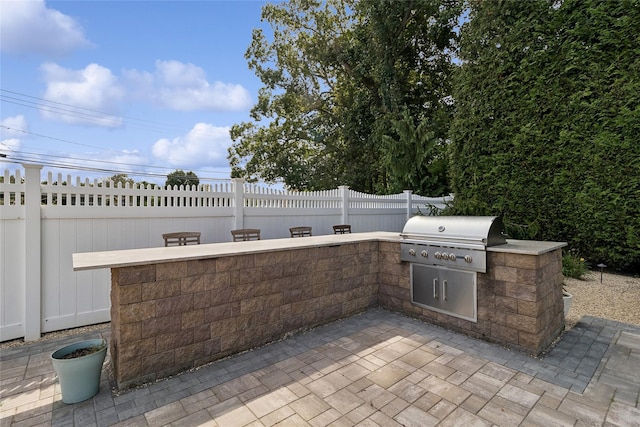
[229,0,460,195]
[108,174,135,187]
[449,0,640,271]
[165,170,199,188]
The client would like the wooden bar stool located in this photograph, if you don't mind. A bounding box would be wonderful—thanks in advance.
[162,232,201,246]
[231,229,261,241]
[333,224,352,234]
[289,226,312,237]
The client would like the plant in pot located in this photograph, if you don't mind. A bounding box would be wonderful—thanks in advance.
[563,286,573,318]
[50,338,108,404]
[561,250,587,318]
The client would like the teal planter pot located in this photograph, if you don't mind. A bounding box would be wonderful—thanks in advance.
[51,339,107,404]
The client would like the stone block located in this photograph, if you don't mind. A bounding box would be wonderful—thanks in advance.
[379,250,401,265]
[157,261,187,280]
[205,271,230,290]
[116,265,156,286]
[496,296,518,313]
[119,322,141,343]
[254,250,290,267]
[506,282,537,302]
[117,284,141,304]
[290,248,317,263]
[156,294,193,317]
[175,342,204,366]
[283,262,308,277]
[504,254,539,270]
[118,337,155,362]
[211,318,238,336]
[202,337,221,357]
[491,324,519,343]
[494,266,518,283]
[221,332,245,353]
[193,290,211,309]
[241,296,266,315]
[142,314,181,338]
[187,259,216,277]
[518,331,543,352]
[516,269,538,286]
[506,313,540,334]
[142,280,181,301]
[210,287,232,306]
[378,241,398,252]
[116,359,142,386]
[182,309,205,329]
[120,300,156,324]
[205,303,232,322]
[262,264,285,280]
[379,272,400,287]
[194,323,211,342]
[142,350,175,376]
[216,254,254,272]
[157,329,194,352]
[487,251,506,267]
[518,300,544,317]
[181,276,205,294]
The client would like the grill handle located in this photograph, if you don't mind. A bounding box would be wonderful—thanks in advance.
[443,280,447,301]
[433,278,438,299]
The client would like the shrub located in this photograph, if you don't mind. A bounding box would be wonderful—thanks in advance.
[563,251,588,279]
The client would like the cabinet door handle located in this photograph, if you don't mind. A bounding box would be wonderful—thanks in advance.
[442,280,447,301]
[433,278,438,299]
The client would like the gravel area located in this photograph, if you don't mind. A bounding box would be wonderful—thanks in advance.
[564,271,640,329]
[2,272,638,349]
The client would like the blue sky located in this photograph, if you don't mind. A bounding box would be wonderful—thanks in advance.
[1,0,271,184]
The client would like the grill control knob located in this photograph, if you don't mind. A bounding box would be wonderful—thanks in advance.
[441,252,448,259]
[421,250,428,258]
[434,252,442,259]
[464,255,473,263]
[448,253,457,261]
[408,249,416,256]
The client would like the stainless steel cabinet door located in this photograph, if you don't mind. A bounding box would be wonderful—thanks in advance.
[411,264,477,322]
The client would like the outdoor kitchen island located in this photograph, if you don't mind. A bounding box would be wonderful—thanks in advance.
[73,232,566,390]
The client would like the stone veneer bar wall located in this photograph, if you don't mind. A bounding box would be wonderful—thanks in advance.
[110,242,379,389]
[106,236,565,390]
[378,241,565,354]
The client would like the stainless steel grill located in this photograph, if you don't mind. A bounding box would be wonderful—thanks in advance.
[400,215,506,273]
[400,216,507,322]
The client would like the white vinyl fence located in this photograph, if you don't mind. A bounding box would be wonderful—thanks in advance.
[0,164,452,341]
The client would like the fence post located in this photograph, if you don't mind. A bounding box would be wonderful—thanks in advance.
[232,178,245,230]
[23,163,43,341]
[404,190,413,220]
[339,185,349,225]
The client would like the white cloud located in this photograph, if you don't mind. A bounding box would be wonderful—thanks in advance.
[124,60,252,111]
[152,123,232,168]
[40,63,124,127]
[0,0,91,56]
[0,115,28,153]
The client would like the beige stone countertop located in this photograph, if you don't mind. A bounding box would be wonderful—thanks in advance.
[72,231,402,271]
[73,233,566,271]
[488,239,567,255]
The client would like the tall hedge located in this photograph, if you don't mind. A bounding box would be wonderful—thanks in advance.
[449,0,640,272]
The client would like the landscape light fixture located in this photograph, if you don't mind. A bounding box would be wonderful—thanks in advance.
[597,263,607,283]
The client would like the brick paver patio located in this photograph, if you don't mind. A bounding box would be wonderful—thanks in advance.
[2,308,639,426]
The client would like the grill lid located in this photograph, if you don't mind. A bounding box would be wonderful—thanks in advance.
[400,216,507,248]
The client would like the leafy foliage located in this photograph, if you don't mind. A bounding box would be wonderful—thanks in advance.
[562,251,588,280]
[229,0,461,195]
[449,0,640,271]
[165,170,199,188]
